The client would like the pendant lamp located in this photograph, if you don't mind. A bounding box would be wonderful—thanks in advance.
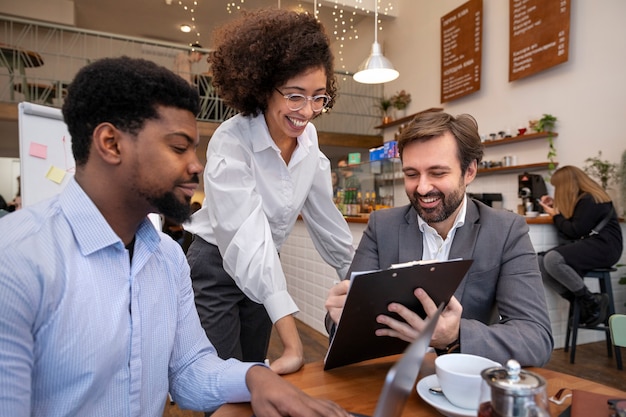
[353,5,399,84]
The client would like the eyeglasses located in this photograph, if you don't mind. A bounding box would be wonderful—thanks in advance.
[274,87,331,112]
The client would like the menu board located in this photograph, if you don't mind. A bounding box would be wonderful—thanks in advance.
[440,0,482,103]
[509,0,570,81]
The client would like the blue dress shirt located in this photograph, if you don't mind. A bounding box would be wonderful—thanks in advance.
[0,178,255,416]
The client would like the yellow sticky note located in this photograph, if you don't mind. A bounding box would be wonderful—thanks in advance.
[46,166,66,184]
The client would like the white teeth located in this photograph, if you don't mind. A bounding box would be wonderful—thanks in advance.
[287,116,307,127]
[421,197,438,203]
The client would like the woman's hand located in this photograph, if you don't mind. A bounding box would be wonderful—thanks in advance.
[538,195,557,216]
[269,315,304,375]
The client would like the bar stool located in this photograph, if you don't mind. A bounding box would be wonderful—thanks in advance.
[564,267,622,368]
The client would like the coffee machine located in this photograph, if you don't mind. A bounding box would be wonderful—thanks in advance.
[518,172,547,213]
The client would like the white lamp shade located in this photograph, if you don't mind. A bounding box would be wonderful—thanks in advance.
[353,42,399,84]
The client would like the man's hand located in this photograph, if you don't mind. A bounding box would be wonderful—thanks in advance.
[324,280,350,325]
[374,288,462,350]
[246,365,351,417]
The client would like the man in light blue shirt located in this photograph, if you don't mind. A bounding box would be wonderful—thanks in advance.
[0,56,350,417]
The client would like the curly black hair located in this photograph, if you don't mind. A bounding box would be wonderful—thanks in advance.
[62,56,200,166]
[209,8,337,117]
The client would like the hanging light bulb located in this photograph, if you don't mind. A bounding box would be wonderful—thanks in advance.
[353,3,399,84]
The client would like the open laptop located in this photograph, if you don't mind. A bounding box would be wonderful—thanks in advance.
[351,303,444,417]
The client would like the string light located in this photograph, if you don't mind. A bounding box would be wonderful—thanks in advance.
[218,0,395,79]
[177,0,201,43]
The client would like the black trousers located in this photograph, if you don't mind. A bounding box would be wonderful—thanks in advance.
[186,236,272,362]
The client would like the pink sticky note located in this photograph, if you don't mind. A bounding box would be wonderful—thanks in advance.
[29,142,48,159]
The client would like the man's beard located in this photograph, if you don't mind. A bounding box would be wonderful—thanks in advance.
[149,191,192,224]
[409,184,465,224]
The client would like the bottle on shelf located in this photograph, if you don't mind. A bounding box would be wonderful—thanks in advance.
[356,191,363,214]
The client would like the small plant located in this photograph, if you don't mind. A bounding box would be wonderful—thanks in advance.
[584,151,620,190]
[390,90,412,110]
[531,114,558,176]
[535,114,557,132]
[376,97,393,116]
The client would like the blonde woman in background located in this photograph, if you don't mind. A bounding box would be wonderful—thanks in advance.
[538,165,623,327]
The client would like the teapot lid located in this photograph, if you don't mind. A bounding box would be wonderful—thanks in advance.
[481,359,546,395]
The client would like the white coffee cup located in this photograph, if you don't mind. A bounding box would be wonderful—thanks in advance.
[435,353,500,410]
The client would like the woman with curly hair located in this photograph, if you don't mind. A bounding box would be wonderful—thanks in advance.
[185,8,354,379]
[538,165,623,327]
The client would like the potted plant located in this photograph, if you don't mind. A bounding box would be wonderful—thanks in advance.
[390,90,412,117]
[583,150,620,191]
[377,97,394,124]
[531,114,558,176]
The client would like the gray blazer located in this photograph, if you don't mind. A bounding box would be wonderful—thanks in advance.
[336,198,553,367]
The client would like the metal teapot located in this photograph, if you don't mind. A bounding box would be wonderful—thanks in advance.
[478,359,549,417]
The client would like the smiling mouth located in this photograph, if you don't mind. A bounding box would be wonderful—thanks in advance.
[420,196,439,204]
[287,116,308,128]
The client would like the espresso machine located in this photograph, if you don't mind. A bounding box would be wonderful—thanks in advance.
[518,172,547,213]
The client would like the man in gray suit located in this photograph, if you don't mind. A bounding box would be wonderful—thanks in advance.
[325,111,553,367]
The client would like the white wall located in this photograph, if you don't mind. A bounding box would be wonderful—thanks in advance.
[0,0,75,25]
[340,0,626,212]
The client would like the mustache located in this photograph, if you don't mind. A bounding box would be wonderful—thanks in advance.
[413,191,443,199]
[188,174,200,185]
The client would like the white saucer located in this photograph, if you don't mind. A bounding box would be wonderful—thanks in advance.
[416,374,476,417]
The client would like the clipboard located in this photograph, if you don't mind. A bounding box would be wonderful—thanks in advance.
[323,258,473,370]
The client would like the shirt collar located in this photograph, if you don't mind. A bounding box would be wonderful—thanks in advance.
[60,177,161,256]
[249,113,313,157]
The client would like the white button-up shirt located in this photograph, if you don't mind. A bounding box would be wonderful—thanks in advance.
[185,113,354,322]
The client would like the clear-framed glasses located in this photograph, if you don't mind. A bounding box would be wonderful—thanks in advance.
[274,87,331,112]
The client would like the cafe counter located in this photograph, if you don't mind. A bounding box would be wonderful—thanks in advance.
[280,213,626,350]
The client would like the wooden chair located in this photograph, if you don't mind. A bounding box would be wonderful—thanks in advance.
[609,314,626,370]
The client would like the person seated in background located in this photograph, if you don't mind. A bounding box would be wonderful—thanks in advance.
[0,194,9,217]
[538,165,623,327]
[325,111,553,367]
[338,156,361,192]
[0,56,351,417]
[173,42,205,85]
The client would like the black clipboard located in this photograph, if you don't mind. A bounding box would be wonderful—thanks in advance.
[323,259,473,370]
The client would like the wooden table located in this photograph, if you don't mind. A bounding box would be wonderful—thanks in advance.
[0,44,44,101]
[213,353,626,417]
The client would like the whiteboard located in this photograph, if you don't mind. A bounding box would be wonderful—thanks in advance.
[18,102,75,208]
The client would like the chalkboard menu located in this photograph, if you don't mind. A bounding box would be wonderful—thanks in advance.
[509,0,570,81]
[440,0,482,103]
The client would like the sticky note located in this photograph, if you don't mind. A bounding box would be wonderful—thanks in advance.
[46,166,66,184]
[29,142,47,159]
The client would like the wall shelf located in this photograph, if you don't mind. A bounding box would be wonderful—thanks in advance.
[477,162,558,176]
[482,131,558,147]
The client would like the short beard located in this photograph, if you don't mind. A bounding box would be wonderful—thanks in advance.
[409,184,465,225]
[149,191,191,224]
